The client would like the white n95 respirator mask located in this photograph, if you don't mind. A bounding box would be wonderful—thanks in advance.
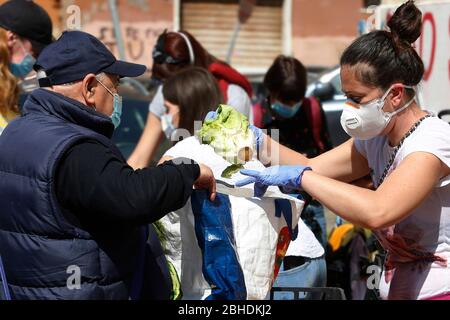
[340,85,416,140]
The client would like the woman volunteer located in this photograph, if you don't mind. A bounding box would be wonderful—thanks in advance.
[237,0,450,300]
[128,30,252,169]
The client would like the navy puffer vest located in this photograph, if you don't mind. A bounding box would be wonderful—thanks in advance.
[0,89,151,299]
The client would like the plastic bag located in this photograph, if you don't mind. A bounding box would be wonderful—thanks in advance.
[160,137,318,299]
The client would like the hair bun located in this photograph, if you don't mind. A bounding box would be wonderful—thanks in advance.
[387,0,422,44]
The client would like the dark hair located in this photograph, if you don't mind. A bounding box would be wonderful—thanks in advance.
[340,0,423,90]
[162,67,223,135]
[263,55,307,103]
[152,30,221,81]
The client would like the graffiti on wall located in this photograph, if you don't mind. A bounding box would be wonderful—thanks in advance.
[63,1,172,71]
[95,23,168,63]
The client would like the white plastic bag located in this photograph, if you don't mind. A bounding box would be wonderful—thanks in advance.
[160,137,322,299]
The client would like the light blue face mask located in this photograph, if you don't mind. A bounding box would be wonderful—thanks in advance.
[271,100,302,118]
[160,113,176,140]
[110,94,123,129]
[10,53,36,78]
[97,78,123,129]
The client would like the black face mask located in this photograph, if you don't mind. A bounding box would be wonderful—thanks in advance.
[152,30,188,65]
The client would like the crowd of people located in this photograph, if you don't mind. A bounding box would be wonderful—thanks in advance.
[0,0,449,301]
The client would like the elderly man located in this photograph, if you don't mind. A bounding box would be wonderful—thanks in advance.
[0,30,216,300]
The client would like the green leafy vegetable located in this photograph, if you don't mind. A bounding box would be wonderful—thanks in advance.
[221,164,244,179]
[198,104,254,166]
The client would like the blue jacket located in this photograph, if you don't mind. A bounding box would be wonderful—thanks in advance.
[0,89,170,300]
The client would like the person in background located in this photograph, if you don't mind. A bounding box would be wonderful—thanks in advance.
[238,1,450,300]
[0,29,19,134]
[254,55,332,248]
[161,66,223,141]
[0,0,53,93]
[251,55,331,299]
[254,55,331,156]
[127,29,253,169]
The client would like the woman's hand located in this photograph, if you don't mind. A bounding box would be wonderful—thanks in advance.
[235,165,312,197]
[249,124,264,151]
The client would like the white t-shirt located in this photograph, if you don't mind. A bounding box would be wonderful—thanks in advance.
[149,84,254,124]
[355,115,450,300]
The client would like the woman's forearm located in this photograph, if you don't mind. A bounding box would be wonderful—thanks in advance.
[259,134,310,166]
[301,170,383,229]
[128,113,164,169]
[261,135,377,224]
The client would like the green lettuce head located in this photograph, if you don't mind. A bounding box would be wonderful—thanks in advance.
[198,104,255,166]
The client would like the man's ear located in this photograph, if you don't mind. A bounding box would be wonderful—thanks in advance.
[81,74,98,108]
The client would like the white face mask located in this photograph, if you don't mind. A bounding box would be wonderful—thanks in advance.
[340,85,416,140]
[161,113,177,140]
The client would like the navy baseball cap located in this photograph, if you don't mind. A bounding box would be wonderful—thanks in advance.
[34,30,146,87]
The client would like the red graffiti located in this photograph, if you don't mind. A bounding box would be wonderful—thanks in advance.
[419,12,436,82]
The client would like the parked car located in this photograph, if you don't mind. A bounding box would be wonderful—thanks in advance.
[111,97,149,159]
[112,82,171,163]
[305,66,349,148]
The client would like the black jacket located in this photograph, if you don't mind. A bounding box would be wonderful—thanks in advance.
[0,89,199,300]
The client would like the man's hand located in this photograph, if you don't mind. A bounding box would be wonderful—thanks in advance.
[194,164,217,201]
[157,155,173,165]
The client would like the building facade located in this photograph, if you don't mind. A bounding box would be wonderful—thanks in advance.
[1,0,377,74]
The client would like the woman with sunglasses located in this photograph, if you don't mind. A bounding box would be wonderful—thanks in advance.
[128,30,253,170]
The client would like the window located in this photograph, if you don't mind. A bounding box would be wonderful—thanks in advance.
[181,0,283,71]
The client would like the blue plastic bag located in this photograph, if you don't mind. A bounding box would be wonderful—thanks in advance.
[190,190,247,300]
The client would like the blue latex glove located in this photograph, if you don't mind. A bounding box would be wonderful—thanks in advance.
[249,124,263,151]
[205,111,217,121]
[235,165,312,197]
[204,111,264,150]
